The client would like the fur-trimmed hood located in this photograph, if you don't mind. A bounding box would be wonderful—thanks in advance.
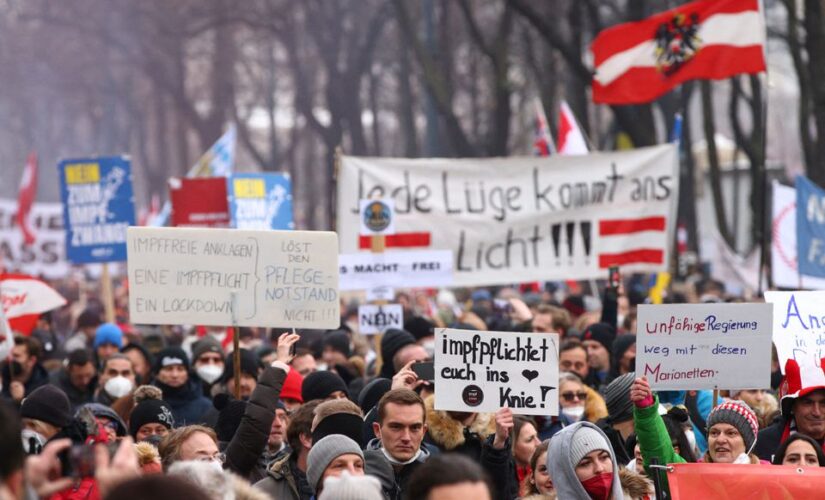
[424,395,495,451]
[232,475,271,500]
[619,467,653,499]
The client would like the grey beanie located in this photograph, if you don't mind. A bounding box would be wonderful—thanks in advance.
[706,399,759,454]
[569,425,612,468]
[604,372,635,423]
[318,472,383,500]
[307,435,364,493]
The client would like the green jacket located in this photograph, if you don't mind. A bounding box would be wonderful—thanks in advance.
[633,395,687,495]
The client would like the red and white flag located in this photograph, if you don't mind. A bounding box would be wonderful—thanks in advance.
[0,273,67,335]
[556,101,589,155]
[598,216,668,268]
[16,152,38,245]
[532,98,556,156]
[591,0,766,104]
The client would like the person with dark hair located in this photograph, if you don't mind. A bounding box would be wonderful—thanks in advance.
[102,475,212,500]
[190,336,225,393]
[301,370,348,402]
[522,440,552,499]
[559,338,601,390]
[772,432,825,467]
[51,349,97,409]
[121,343,154,386]
[95,353,136,406]
[219,348,262,400]
[255,400,321,499]
[0,401,26,498]
[511,416,540,496]
[290,348,317,377]
[379,329,427,379]
[321,330,352,369]
[65,308,102,353]
[581,323,617,389]
[404,453,493,500]
[152,347,212,425]
[2,335,49,403]
[596,372,636,465]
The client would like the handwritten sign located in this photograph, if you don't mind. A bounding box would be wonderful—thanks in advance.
[764,291,825,385]
[637,304,772,390]
[434,328,559,416]
[366,286,395,303]
[337,144,678,286]
[59,157,136,263]
[127,227,339,329]
[358,304,403,335]
[339,250,453,290]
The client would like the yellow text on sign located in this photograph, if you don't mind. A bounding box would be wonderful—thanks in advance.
[65,163,101,184]
[234,179,265,198]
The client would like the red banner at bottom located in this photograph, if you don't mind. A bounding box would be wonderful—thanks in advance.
[668,463,825,499]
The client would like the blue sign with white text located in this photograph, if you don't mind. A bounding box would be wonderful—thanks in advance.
[227,173,294,230]
[796,175,825,277]
[58,156,136,263]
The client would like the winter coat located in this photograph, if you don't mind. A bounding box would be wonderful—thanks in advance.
[423,395,518,500]
[547,421,625,500]
[1,362,49,400]
[230,475,271,500]
[253,453,309,500]
[366,437,435,498]
[753,416,786,462]
[538,385,609,441]
[224,364,287,482]
[153,377,212,425]
[633,395,687,497]
[50,369,96,410]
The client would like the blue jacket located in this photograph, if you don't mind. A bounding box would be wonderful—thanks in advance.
[154,378,212,425]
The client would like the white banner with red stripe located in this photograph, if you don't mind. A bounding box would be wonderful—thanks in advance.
[337,144,678,286]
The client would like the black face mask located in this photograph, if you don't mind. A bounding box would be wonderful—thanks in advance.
[3,360,25,377]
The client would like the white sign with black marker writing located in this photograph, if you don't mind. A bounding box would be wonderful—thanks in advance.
[637,303,773,390]
[434,328,559,416]
[358,304,403,335]
[127,226,339,328]
[339,250,453,290]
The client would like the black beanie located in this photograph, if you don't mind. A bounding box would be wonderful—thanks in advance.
[582,323,617,354]
[213,393,246,442]
[404,316,435,341]
[380,329,416,378]
[323,330,352,358]
[154,346,190,373]
[221,348,261,383]
[21,385,71,428]
[301,371,348,402]
[311,412,365,448]
[129,399,175,438]
[358,378,392,413]
[611,335,637,369]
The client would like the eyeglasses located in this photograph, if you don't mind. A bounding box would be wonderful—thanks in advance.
[198,452,226,464]
[561,391,588,402]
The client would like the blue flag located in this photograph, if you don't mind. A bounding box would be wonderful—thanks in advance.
[227,173,294,230]
[796,175,825,277]
[58,156,136,263]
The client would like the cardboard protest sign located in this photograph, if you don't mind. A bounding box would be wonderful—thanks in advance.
[58,157,136,263]
[764,292,825,388]
[127,227,339,329]
[169,177,230,227]
[358,304,403,335]
[637,303,772,390]
[228,173,294,230]
[359,199,395,235]
[337,144,678,286]
[434,328,559,416]
[339,250,453,290]
[796,176,825,278]
[366,285,395,303]
[0,198,68,279]
[668,463,825,499]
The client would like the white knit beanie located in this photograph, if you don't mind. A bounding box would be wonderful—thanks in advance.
[318,472,383,500]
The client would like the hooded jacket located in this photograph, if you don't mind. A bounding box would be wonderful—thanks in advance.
[547,421,625,500]
[366,437,434,497]
[253,452,310,500]
[153,377,212,425]
[50,369,96,410]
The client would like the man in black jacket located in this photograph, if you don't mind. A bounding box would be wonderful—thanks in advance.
[50,349,97,410]
[2,336,49,403]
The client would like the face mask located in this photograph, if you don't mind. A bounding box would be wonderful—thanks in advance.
[196,364,224,385]
[561,405,586,422]
[581,472,613,500]
[104,376,134,398]
[21,429,46,454]
[5,360,24,376]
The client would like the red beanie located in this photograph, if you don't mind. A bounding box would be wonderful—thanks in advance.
[280,369,304,403]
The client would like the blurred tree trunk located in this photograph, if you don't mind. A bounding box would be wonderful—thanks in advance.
[701,81,736,249]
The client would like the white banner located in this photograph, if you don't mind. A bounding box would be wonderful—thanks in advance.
[0,198,69,278]
[337,145,679,286]
[637,304,772,390]
[771,181,825,289]
[434,328,559,416]
[358,304,403,335]
[127,227,340,328]
[764,291,825,389]
[339,250,453,290]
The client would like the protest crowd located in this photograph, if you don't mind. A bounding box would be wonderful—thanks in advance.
[5,0,825,499]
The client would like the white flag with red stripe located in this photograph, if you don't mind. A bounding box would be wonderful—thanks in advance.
[591,0,766,104]
[556,101,589,156]
[1,273,67,335]
[16,152,38,245]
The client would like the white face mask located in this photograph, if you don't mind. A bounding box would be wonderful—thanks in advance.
[196,364,224,385]
[21,429,46,454]
[104,376,134,398]
[561,405,586,422]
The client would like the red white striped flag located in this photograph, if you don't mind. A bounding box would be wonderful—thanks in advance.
[556,100,589,155]
[16,152,38,245]
[598,216,667,268]
[591,0,766,104]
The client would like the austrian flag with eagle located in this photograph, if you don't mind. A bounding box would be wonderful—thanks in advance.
[591,0,766,104]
